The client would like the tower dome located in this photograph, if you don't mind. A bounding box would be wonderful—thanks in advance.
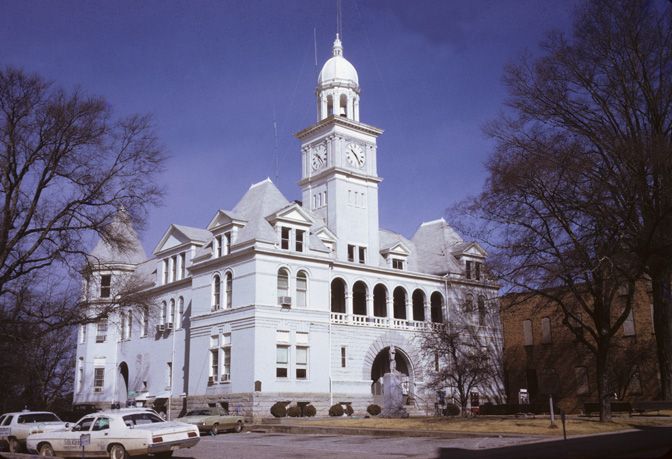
[316,34,360,122]
[318,34,359,87]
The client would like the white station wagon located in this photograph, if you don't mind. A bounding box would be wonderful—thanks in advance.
[0,411,68,452]
[26,409,200,459]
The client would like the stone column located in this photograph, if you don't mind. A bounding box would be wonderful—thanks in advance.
[424,300,431,324]
[366,294,373,319]
[345,293,353,323]
[405,298,412,323]
[386,297,393,326]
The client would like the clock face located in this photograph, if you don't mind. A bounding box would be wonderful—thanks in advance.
[311,145,327,170]
[345,143,365,168]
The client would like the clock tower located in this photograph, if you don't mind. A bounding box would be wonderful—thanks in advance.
[296,35,383,265]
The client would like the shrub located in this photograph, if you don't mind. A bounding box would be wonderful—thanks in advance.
[304,404,317,417]
[270,402,287,418]
[329,403,344,416]
[444,403,460,416]
[367,404,381,416]
[345,404,354,416]
[287,405,300,417]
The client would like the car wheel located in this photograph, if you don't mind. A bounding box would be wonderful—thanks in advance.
[38,443,55,457]
[233,420,244,433]
[109,443,128,459]
[210,423,219,436]
[9,437,22,453]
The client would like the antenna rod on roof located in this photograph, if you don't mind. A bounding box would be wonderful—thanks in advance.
[336,0,342,38]
[313,27,318,68]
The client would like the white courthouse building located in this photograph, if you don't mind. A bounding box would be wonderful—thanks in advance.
[74,35,499,419]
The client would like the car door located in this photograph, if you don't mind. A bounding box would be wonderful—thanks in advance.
[90,417,112,454]
[58,416,95,456]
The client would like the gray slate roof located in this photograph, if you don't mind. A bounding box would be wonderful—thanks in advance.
[172,224,212,242]
[232,178,291,245]
[378,229,419,272]
[411,218,464,275]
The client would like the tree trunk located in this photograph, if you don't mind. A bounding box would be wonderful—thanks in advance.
[596,346,612,422]
[651,267,672,400]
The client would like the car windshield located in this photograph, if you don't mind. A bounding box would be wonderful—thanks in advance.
[122,412,164,426]
[18,413,61,423]
[186,410,211,416]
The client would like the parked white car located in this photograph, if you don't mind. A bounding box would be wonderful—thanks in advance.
[0,410,68,453]
[26,409,200,458]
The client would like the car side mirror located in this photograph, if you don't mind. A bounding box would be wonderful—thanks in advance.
[65,423,70,429]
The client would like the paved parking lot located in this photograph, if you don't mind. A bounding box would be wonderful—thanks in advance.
[174,431,542,459]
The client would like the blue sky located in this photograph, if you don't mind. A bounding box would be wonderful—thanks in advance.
[0,0,576,254]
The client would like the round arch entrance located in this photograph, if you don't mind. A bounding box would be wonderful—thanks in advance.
[117,362,129,406]
[370,346,411,395]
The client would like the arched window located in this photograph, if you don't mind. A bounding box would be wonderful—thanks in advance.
[339,94,348,116]
[373,284,387,317]
[431,292,444,323]
[120,311,127,340]
[412,289,426,321]
[212,275,221,311]
[296,271,308,308]
[477,295,487,326]
[161,301,167,325]
[169,299,175,326]
[225,272,233,309]
[352,281,367,316]
[393,287,407,319]
[327,94,334,116]
[177,297,184,329]
[277,268,290,299]
[126,310,132,339]
[330,278,346,313]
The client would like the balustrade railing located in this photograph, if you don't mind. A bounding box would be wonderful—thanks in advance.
[329,312,444,331]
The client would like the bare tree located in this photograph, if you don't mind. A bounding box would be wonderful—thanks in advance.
[0,67,165,409]
[418,297,504,415]
[0,67,164,299]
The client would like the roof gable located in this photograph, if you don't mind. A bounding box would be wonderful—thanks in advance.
[266,202,315,227]
[206,209,247,231]
[153,224,210,255]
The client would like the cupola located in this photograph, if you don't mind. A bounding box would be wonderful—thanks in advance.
[316,34,360,121]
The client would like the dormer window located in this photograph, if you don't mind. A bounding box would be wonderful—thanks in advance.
[392,259,404,270]
[465,260,483,280]
[296,230,305,252]
[215,235,222,257]
[281,227,290,250]
[358,247,366,264]
[347,245,355,262]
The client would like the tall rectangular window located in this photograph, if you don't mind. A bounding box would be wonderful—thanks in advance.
[541,317,552,344]
[79,324,87,344]
[434,352,440,372]
[78,359,84,393]
[358,246,366,264]
[295,230,305,252]
[94,368,105,392]
[623,309,636,336]
[296,273,307,308]
[167,362,172,389]
[276,346,289,378]
[465,261,472,280]
[142,307,149,337]
[221,333,231,382]
[216,235,223,257]
[341,346,346,368]
[163,259,169,285]
[171,255,177,282]
[96,318,108,343]
[179,253,186,279]
[475,262,481,280]
[523,320,533,346]
[100,274,111,298]
[209,349,218,384]
[575,366,589,395]
[296,347,308,379]
[225,232,232,255]
[281,227,290,250]
[347,244,355,262]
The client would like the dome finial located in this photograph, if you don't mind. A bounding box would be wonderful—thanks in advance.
[333,33,343,57]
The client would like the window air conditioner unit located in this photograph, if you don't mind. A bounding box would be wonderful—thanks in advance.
[157,324,165,332]
[208,376,214,385]
[278,296,292,307]
[220,374,230,382]
[166,322,173,330]
[94,387,103,393]
[95,335,105,343]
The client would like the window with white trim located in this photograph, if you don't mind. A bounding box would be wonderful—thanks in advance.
[347,244,355,262]
[225,273,233,309]
[209,335,218,384]
[171,255,177,282]
[100,274,111,298]
[296,230,305,252]
[142,307,149,337]
[96,318,108,343]
[179,252,186,279]
[77,358,84,393]
[276,346,289,378]
[220,333,231,382]
[94,367,105,392]
[392,258,404,270]
[161,301,167,325]
[120,311,126,340]
[169,299,175,328]
[177,297,184,329]
[296,271,308,308]
[341,346,347,368]
[79,323,87,344]
[296,346,308,379]
[358,246,366,264]
[277,268,289,299]
[523,320,533,346]
[212,275,221,311]
[281,227,290,250]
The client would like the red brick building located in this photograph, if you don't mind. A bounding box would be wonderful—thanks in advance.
[501,282,660,413]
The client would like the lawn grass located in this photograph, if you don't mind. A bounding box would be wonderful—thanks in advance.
[300,415,672,436]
